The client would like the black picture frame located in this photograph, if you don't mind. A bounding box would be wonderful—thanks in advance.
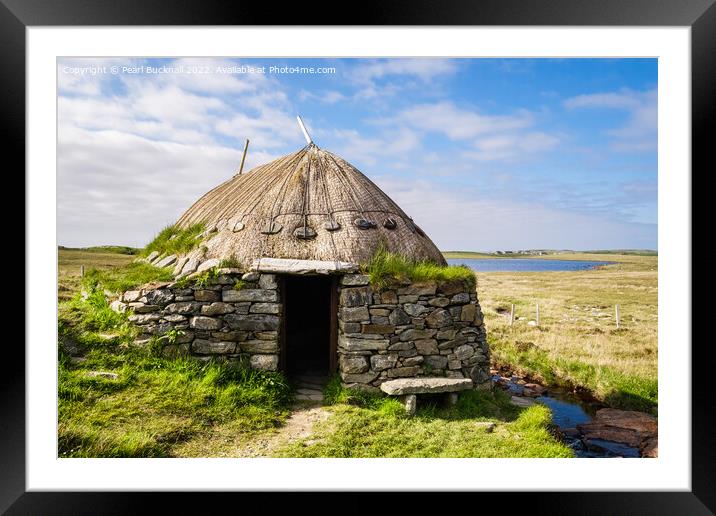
[4,0,708,513]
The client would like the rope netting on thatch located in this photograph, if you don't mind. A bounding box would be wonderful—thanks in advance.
[175,145,447,268]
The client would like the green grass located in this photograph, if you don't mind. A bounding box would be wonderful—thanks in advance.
[58,247,293,458]
[143,223,206,258]
[363,247,476,290]
[275,382,572,458]
[82,262,175,294]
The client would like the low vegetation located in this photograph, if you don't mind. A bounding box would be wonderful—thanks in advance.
[363,247,476,290]
[473,253,658,413]
[142,223,206,258]
[58,248,292,458]
[274,377,572,458]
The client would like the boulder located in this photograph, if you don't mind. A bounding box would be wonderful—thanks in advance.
[339,355,369,374]
[194,289,220,302]
[200,302,236,316]
[250,303,281,314]
[224,313,279,331]
[388,308,411,326]
[370,354,398,371]
[399,328,436,342]
[258,274,278,289]
[142,289,174,305]
[414,339,439,355]
[425,308,452,328]
[190,316,223,331]
[340,274,370,286]
[192,339,236,354]
[155,254,177,268]
[338,335,389,351]
[404,303,428,317]
[340,306,370,322]
[197,258,221,273]
[250,354,279,371]
[340,287,371,307]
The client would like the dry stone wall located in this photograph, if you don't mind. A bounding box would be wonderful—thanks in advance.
[337,274,490,391]
[111,268,281,371]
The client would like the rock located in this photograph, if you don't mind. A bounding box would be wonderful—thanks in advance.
[131,303,162,314]
[640,437,658,458]
[414,339,439,355]
[197,258,221,273]
[448,359,462,370]
[340,274,370,286]
[454,344,475,361]
[388,341,414,351]
[164,302,202,315]
[388,308,411,325]
[437,279,467,297]
[381,291,398,304]
[339,321,361,333]
[258,274,278,289]
[425,308,452,328]
[110,300,127,313]
[510,396,535,407]
[403,394,417,415]
[222,289,278,303]
[340,287,371,307]
[200,302,235,316]
[211,331,247,342]
[85,371,119,380]
[527,320,537,327]
[397,283,436,296]
[369,309,391,317]
[241,272,260,282]
[404,303,429,316]
[194,289,220,302]
[340,306,370,322]
[339,355,369,374]
[399,295,419,303]
[145,251,160,263]
[338,335,389,352]
[162,314,187,323]
[450,293,470,305]
[523,383,546,395]
[142,289,174,305]
[438,336,468,350]
[340,372,379,384]
[155,254,177,268]
[128,313,161,324]
[402,356,424,366]
[386,366,422,378]
[224,313,279,331]
[250,303,281,314]
[362,324,394,334]
[180,255,200,276]
[370,354,398,371]
[460,303,477,322]
[190,316,223,331]
[577,409,657,448]
[436,328,457,340]
[424,355,448,369]
[380,377,473,395]
[399,328,436,342]
[469,365,491,385]
[250,354,279,371]
[428,297,450,308]
[254,331,277,340]
[173,256,189,276]
[241,340,279,353]
[192,339,237,354]
[122,290,142,303]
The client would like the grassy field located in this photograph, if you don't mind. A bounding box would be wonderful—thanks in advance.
[57,247,573,458]
[451,252,658,413]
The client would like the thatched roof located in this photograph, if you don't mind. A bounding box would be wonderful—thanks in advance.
[175,144,447,269]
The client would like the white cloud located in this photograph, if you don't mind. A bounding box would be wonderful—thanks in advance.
[564,88,657,152]
[349,58,458,84]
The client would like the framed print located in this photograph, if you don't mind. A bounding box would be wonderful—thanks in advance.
[5,0,711,513]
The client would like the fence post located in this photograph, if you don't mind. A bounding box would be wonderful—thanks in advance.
[509,304,515,327]
[80,265,85,277]
[536,303,540,326]
[615,304,620,329]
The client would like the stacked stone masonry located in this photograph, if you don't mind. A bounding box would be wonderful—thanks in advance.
[115,269,490,388]
[337,274,490,391]
[111,268,282,371]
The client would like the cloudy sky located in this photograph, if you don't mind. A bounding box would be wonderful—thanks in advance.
[57,57,657,251]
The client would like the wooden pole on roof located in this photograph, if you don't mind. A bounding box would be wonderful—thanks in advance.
[237,138,249,175]
[296,115,313,145]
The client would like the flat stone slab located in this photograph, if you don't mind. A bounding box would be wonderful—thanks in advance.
[251,257,359,275]
[379,377,473,395]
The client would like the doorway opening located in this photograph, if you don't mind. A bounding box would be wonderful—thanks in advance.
[282,275,336,379]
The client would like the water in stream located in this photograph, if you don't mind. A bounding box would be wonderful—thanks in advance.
[493,374,641,458]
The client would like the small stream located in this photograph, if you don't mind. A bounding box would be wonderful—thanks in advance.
[493,372,641,458]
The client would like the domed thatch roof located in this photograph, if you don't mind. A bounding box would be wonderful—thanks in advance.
[175,144,446,269]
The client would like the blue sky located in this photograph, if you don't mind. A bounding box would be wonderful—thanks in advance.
[58,57,657,251]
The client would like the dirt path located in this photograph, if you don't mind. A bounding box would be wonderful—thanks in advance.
[233,402,331,457]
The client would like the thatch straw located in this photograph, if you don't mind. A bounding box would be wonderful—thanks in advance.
[175,145,447,268]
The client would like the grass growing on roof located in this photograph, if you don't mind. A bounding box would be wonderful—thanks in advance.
[363,247,476,290]
[142,223,206,258]
[82,262,174,294]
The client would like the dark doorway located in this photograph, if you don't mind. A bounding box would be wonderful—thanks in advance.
[283,275,336,377]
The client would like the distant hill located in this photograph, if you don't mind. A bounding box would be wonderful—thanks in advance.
[58,245,141,255]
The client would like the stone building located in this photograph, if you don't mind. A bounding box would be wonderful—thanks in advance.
[116,143,490,390]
